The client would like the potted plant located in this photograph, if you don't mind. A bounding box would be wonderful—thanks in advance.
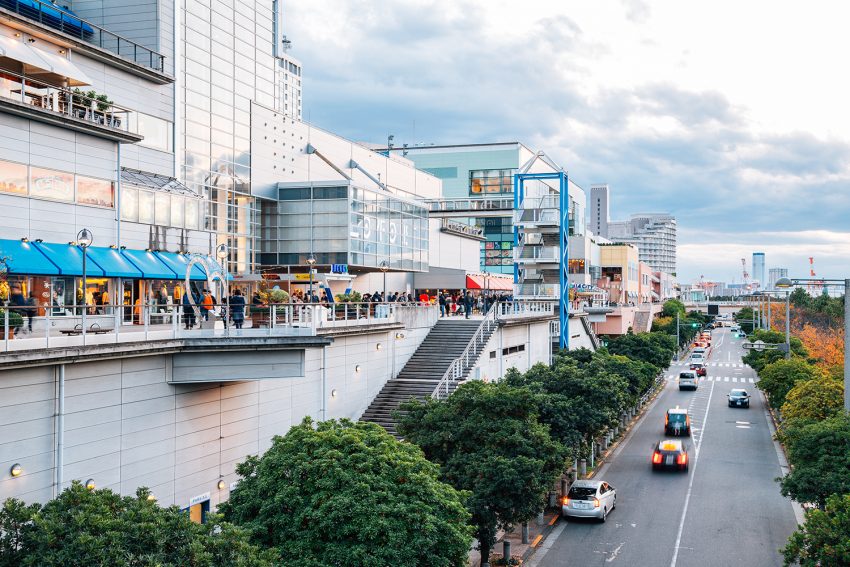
[95,93,113,112]
[0,309,24,339]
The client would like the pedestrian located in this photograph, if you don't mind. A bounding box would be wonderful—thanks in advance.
[181,292,196,329]
[229,289,246,329]
[201,289,213,321]
[438,292,447,317]
[9,286,26,329]
[26,291,37,332]
[464,290,474,319]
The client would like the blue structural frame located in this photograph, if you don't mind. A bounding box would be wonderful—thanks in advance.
[513,171,570,350]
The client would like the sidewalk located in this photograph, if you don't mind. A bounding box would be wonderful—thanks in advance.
[467,511,559,566]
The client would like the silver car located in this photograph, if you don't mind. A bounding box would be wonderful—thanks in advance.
[562,479,617,522]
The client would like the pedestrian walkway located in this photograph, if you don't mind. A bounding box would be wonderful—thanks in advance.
[666,375,757,383]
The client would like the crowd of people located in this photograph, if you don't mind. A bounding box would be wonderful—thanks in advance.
[180,288,247,330]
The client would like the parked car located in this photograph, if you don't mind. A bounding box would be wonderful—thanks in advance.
[678,371,699,391]
[652,439,689,471]
[562,479,617,522]
[665,408,691,436]
[728,389,751,408]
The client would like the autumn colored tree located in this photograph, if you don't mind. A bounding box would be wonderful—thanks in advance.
[796,323,844,370]
[781,375,844,426]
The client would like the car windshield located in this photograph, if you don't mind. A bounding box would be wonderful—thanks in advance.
[680,373,696,379]
[731,390,748,396]
[668,413,686,423]
[568,486,597,500]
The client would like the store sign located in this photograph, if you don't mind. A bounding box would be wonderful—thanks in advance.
[189,492,211,506]
[294,273,313,281]
[570,283,601,292]
[331,264,348,274]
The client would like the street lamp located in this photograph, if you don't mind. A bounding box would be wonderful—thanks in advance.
[776,276,850,412]
[305,256,317,303]
[216,244,228,313]
[379,260,389,301]
[77,228,93,338]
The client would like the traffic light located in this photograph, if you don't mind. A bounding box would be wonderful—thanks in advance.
[691,323,699,328]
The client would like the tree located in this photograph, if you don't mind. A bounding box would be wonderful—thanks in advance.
[782,493,850,567]
[779,414,850,508]
[605,332,676,370]
[661,299,686,318]
[736,306,756,334]
[796,323,844,370]
[397,381,568,565]
[0,482,276,567]
[781,375,844,425]
[742,329,807,373]
[757,358,822,410]
[220,418,472,567]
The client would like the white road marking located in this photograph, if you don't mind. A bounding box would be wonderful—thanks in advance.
[669,377,716,567]
[736,425,751,429]
[732,377,738,383]
[724,377,729,382]
[748,378,754,383]
[606,542,626,562]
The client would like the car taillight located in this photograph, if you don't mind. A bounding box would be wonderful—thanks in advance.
[652,452,662,464]
[677,453,688,465]
[593,498,600,508]
[563,497,570,506]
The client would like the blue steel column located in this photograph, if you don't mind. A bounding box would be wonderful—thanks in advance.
[513,173,522,286]
[559,172,569,351]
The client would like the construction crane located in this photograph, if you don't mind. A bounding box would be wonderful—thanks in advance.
[809,257,824,294]
[741,258,751,291]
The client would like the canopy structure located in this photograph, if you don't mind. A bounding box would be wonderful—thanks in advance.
[84,246,143,278]
[154,251,208,281]
[119,249,178,280]
[0,239,58,275]
[32,241,105,276]
[465,274,513,291]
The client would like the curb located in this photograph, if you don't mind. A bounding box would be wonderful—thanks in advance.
[521,371,668,564]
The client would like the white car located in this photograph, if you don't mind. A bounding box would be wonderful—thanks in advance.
[678,371,699,390]
[562,479,617,522]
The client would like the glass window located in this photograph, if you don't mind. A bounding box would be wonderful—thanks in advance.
[120,186,138,221]
[0,160,28,195]
[170,195,184,227]
[29,167,73,201]
[185,198,200,230]
[129,112,174,152]
[138,190,154,224]
[76,176,114,208]
[470,169,515,195]
[155,192,170,226]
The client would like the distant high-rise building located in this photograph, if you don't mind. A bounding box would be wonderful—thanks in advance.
[608,213,677,275]
[590,184,610,238]
[768,267,788,290]
[753,253,766,289]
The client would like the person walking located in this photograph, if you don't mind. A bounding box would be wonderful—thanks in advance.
[229,289,246,329]
[201,289,214,321]
[464,290,474,319]
[438,291,447,317]
[181,291,196,329]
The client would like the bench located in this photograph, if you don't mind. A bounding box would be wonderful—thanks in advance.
[59,323,115,336]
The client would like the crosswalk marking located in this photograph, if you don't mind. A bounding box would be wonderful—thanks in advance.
[732,377,738,383]
[724,377,729,382]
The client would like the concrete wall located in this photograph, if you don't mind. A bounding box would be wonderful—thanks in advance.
[474,319,554,382]
[0,313,434,509]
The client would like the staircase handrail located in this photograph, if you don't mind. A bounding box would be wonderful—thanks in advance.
[431,302,499,399]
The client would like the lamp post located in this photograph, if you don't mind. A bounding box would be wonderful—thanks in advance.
[379,260,389,302]
[77,228,93,339]
[776,276,850,411]
[305,256,316,303]
[216,243,228,317]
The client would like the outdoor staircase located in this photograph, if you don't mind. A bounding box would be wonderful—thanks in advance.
[633,307,653,333]
[360,318,497,438]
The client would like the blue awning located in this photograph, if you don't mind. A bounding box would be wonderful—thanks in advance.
[120,249,177,280]
[32,241,105,276]
[154,251,208,281]
[0,239,59,275]
[84,246,143,279]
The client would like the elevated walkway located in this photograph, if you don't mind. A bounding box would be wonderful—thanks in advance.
[422,196,513,218]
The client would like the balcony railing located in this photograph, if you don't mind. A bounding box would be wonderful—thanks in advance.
[0,301,433,353]
[0,69,136,133]
[514,244,560,263]
[0,0,166,72]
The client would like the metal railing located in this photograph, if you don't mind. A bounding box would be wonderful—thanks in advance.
[513,244,560,262]
[424,196,514,213]
[0,301,428,353]
[0,0,166,72]
[0,69,134,131]
[432,302,500,400]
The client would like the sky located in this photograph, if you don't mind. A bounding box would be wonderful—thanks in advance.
[286,0,850,284]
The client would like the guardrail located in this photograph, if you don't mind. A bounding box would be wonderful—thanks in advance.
[432,303,499,399]
[1,0,166,72]
[0,301,429,353]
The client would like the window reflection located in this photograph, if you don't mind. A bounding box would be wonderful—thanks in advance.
[0,160,27,195]
[30,167,73,202]
[77,176,114,208]
[138,190,154,224]
[155,192,170,226]
[121,187,138,221]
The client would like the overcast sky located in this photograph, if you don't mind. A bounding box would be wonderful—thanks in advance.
[287,0,850,284]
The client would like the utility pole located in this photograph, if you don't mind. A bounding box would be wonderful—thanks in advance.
[676,311,680,359]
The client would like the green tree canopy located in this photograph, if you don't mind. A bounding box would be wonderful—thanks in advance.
[742,329,807,372]
[781,375,844,426]
[661,299,686,318]
[736,306,756,334]
[220,418,472,567]
[0,482,276,567]
[779,414,850,508]
[605,331,676,369]
[756,358,822,410]
[782,493,850,567]
[397,381,568,564]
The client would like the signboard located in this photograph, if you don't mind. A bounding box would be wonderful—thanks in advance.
[189,492,211,506]
[331,264,348,274]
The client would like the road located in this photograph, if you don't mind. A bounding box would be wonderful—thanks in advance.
[530,326,800,567]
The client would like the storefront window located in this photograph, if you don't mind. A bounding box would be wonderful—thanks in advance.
[0,160,27,195]
[138,190,154,224]
[121,186,139,221]
[30,167,73,202]
[77,176,115,208]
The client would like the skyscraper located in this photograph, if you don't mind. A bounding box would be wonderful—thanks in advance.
[608,213,677,275]
[768,267,788,290]
[752,253,766,289]
[590,184,609,238]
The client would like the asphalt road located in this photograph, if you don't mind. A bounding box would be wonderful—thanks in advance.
[530,326,800,567]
